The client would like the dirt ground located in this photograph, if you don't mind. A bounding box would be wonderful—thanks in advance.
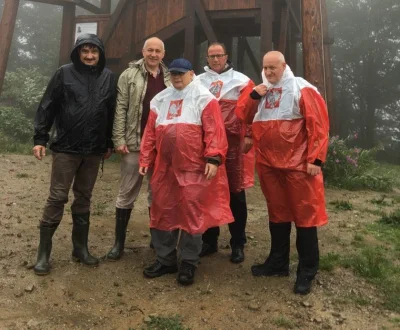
[0,154,399,330]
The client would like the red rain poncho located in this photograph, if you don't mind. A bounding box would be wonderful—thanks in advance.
[236,66,329,227]
[140,80,234,234]
[196,67,256,193]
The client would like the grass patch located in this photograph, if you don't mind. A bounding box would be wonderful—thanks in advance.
[92,202,108,216]
[0,133,32,154]
[16,173,29,178]
[380,209,400,226]
[370,195,391,206]
[140,315,189,330]
[272,316,296,329]
[329,200,353,211]
[320,252,341,272]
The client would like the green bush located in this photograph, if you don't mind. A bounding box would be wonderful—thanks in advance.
[324,135,393,191]
[0,67,49,118]
[0,106,33,142]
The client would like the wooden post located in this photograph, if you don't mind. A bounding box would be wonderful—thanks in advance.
[101,0,111,14]
[237,37,246,72]
[0,0,20,94]
[184,0,195,64]
[302,0,325,95]
[59,3,76,66]
[278,3,289,54]
[321,0,335,133]
[260,0,273,56]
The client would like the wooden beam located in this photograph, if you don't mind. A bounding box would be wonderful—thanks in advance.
[285,0,301,32]
[135,18,186,54]
[27,0,103,14]
[243,37,261,75]
[302,0,325,95]
[321,0,335,133]
[193,0,217,43]
[184,0,195,64]
[237,37,246,73]
[260,0,273,55]
[101,0,128,46]
[278,3,289,53]
[287,25,298,75]
[59,3,76,66]
[208,9,259,20]
[120,0,138,68]
[100,0,111,14]
[0,0,20,94]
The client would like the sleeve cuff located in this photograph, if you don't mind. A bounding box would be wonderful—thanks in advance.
[250,90,262,100]
[313,159,323,167]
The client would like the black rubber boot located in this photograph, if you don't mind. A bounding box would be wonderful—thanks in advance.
[251,221,291,276]
[34,223,59,276]
[71,213,99,266]
[106,208,132,261]
[294,226,319,295]
[199,227,219,257]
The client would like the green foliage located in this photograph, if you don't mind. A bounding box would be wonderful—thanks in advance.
[370,195,390,206]
[329,199,353,211]
[320,252,341,271]
[272,317,296,329]
[380,209,400,226]
[0,107,33,142]
[0,132,32,154]
[1,68,49,118]
[324,136,393,191]
[141,315,189,330]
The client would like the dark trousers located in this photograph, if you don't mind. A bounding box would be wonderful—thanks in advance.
[202,190,247,247]
[41,152,102,225]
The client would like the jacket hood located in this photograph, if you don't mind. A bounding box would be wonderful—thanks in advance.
[70,34,106,71]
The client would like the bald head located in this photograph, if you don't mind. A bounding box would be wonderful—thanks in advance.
[142,37,165,71]
[263,51,286,84]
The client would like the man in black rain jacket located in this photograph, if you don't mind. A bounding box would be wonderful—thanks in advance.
[32,34,116,275]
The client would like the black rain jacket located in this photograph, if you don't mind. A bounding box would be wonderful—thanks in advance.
[34,34,116,155]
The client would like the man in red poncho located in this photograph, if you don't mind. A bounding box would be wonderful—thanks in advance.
[139,58,233,286]
[236,51,329,295]
[196,42,256,264]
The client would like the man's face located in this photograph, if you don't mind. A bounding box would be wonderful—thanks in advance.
[263,55,286,84]
[79,45,100,66]
[142,39,165,68]
[207,45,228,74]
[171,71,193,90]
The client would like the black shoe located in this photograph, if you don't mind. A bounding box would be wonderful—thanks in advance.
[34,223,58,276]
[177,261,196,286]
[143,260,178,278]
[251,259,289,277]
[106,208,132,261]
[230,246,245,264]
[71,213,99,267]
[199,242,218,257]
[294,275,313,295]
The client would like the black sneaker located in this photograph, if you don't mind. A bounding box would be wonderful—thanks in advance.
[230,246,245,264]
[199,242,218,257]
[251,259,289,277]
[177,261,196,285]
[294,275,313,295]
[143,260,178,278]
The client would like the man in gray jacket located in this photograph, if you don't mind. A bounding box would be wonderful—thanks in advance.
[106,37,171,260]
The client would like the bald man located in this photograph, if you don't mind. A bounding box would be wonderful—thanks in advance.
[106,37,172,261]
[236,51,329,295]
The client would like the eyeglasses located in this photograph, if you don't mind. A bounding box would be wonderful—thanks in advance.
[207,54,227,59]
[170,71,186,76]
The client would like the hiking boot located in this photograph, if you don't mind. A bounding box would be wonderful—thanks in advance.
[230,246,244,264]
[199,242,218,257]
[177,261,196,286]
[143,260,178,278]
[294,275,313,295]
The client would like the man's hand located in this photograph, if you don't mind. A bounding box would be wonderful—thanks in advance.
[116,144,129,154]
[204,163,218,180]
[139,166,148,176]
[33,145,46,160]
[242,137,253,154]
[307,163,321,176]
[103,148,113,160]
[253,84,268,97]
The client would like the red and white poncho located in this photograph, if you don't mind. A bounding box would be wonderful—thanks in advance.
[140,80,234,234]
[236,66,330,227]
[196,66,256,193]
